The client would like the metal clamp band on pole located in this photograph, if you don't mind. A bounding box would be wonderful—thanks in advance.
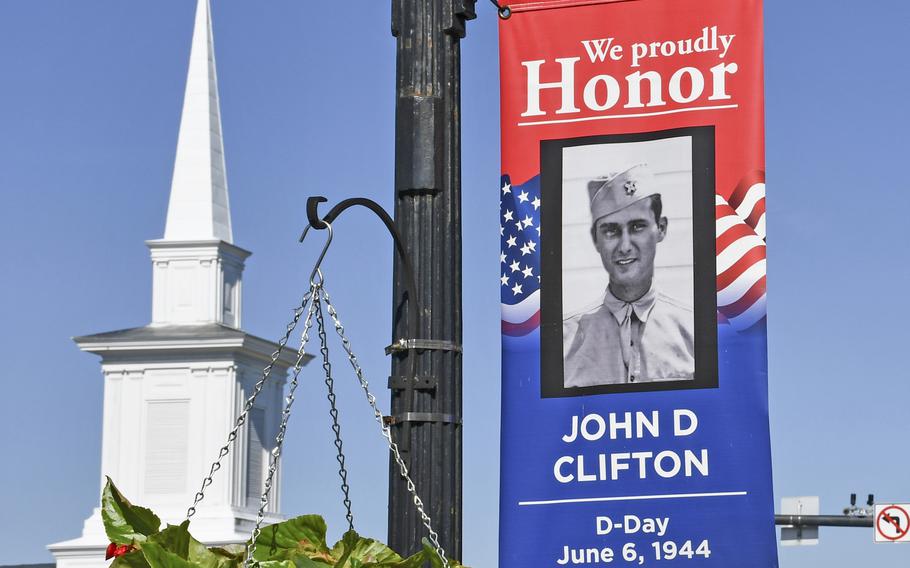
[385,338,463,355]
[384,412,462,425]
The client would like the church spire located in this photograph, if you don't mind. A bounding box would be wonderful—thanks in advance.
[163,0,232,243]
[147,0,248,328]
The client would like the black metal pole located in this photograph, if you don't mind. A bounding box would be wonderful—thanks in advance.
[388,0,476,560]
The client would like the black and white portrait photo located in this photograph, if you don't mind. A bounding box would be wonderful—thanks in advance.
[539,128,719,397]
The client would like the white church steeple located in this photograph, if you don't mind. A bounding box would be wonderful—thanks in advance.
[147,0,248,329]
[49,5,298,565]
[164,0,232,243]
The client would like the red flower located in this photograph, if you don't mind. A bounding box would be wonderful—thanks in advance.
[105,542,135,560]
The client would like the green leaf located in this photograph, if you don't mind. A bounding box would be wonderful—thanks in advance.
[256,557,328,568]
[331,531,401,567]
[141,542,201,568]
[147,520,241,568]
[365,549,427,568]
[189,536,244,568]
[329,531,357,567]
[110,550,152,568]
[250,515,333,563]
[293,557,328,568]
[148,522,192,558]
[361,540,469,568]
[102,477,162,544]
[210,544,246,559]
[413,540,468,568]
[357,538,469,568]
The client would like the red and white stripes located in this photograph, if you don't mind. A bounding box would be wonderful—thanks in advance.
[716,171,767,331]
[729,171,766,239]
[502,290,540,336]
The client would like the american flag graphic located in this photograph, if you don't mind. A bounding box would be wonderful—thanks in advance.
[500,174,542,336]
[716,171,767,331]
[499,171,768,336]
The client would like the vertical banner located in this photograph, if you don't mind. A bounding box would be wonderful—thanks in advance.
[498,1,776,566]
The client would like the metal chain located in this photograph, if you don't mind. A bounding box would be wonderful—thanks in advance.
[319,286,450,568]
[186,288,315,520]
[314,293,355,532]
[244,289,319,567]
[186,259,449,566]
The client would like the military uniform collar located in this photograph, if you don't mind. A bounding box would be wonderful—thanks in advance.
[603,284,658,325]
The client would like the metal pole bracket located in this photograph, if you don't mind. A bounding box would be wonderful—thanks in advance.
[385,338,463,355]
[384,412,462,426]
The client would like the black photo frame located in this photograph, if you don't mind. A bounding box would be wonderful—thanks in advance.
[539,126,719,398]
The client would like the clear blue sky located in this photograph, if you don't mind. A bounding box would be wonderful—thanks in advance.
[1,1,908,566]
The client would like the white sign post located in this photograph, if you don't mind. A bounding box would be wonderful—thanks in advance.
[780,496,820,546]
[874,504,910,543]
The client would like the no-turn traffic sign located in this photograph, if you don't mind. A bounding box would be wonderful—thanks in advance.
[874,504,910,543]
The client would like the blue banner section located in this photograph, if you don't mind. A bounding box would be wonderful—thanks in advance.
[499,324,776,566]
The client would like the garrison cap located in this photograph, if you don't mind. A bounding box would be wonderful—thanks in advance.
[587,163,660,224]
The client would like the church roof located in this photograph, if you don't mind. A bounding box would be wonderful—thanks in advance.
[74,323,306,368]
[75,323,244,343]
[162,0,233,243]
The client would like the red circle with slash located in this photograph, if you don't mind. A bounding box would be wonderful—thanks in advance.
[876,506,910,541]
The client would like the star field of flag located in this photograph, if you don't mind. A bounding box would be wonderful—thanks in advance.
[500,174,541,305]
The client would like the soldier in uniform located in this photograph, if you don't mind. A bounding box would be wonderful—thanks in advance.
[563,163,695,387]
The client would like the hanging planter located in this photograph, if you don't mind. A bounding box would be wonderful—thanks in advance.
[101,478,466,567]
[98,220,466,567]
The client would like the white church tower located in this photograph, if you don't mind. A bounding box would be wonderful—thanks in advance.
[49,2,297,565]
